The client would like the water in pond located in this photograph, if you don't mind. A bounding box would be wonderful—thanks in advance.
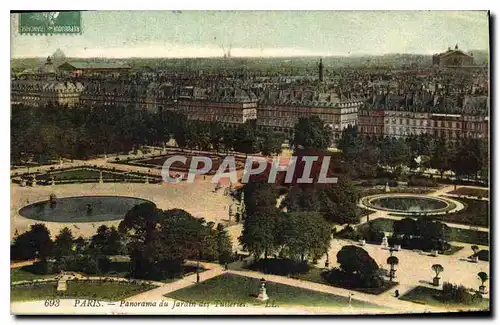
[19,196,154,223]
[370,196,448,213]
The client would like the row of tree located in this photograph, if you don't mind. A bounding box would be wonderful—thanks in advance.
[338,125,489,181]
[11,104,288,164]
[11,205,234,281]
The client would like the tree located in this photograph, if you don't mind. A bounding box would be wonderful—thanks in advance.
[386,256,399,282]
[393,218,417,237]
[52,227,75,260]
[10,224,53,261]
[233,120,259,156]
[279,211,331,262]
[242,180,278,217]
[429,138,449,178]
[431,264,444,280]
[478,272,488,291]
[259,132,284,157]
[91,225,125,255]
[239,206,282,260]
[293,116,331,150]
[337,245,379,279]
[127,208,209,280]
[215,224,233,264]
[319,176,360,224]
[282,186,321,214]
[119,202,160,241]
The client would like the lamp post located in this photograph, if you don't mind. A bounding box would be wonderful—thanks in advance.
[196,260,200,283]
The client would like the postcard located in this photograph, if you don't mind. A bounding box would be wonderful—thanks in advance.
[10,10,490,315]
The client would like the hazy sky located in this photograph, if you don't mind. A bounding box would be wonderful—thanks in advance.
[11,11,489,58]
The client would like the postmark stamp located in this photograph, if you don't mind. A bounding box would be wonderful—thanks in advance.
[18,11,81,35]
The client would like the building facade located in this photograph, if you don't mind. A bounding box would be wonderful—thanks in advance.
[432,45,474,68]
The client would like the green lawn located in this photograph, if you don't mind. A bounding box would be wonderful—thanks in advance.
[448,188,489,199]
[358,218,395,233]
[11,267,56,283]
[38,168,143,181]
[11,282,59,302]
[399,286,489,311]
[165,273,380,309]
[297,267,398,295]
[449,227,489,246]
[11,280,157,302]
[440,197,489,227]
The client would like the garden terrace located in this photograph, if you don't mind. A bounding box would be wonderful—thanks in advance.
[12,167,162,185]
[354,218,489,246]
[11,280,157,302]
[113,153,246,175]
[439,197,489,227]
[165,273,380,308]
[399,286,489,311]
[447,188,489,199]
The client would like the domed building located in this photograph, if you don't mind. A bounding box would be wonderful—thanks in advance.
[36,56,58,80]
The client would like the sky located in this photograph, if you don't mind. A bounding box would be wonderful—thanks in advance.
[10,11,490,58]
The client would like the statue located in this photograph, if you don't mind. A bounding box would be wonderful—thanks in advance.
[385,181,390,193]
[381,233,389,248]
[256,278,269,301]
[99,171,104,184]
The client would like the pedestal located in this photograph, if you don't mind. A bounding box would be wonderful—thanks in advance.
[256,285,269,301]
[381,236,388,248]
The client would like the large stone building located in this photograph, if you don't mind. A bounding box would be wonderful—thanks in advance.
[257,89,363,140]
[358,92,489,140]
[58,61,132,76]
[175,87,258,127]
[11,57,84,107]
[432,45,474,68]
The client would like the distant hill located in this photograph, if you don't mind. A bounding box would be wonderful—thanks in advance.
[10,51,489,73]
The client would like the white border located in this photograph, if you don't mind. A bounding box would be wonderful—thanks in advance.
[2,1,497,324]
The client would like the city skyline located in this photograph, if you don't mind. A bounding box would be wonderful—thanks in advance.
[11,11,489,58]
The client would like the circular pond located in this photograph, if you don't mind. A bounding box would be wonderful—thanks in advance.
[362,195,456,215]
[19,196,154,223]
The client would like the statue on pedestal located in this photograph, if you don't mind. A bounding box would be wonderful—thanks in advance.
[381,233,389,248]
[256,278,269,301]
[385,181,390,193]
[99,171,104,184]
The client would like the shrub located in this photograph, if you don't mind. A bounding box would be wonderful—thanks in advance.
[248,258,310,276]
[441,282,478,305]
[408,176,438,187]
[335,225,361,241]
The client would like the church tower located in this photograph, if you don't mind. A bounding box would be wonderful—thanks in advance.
[318,58,324,82]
